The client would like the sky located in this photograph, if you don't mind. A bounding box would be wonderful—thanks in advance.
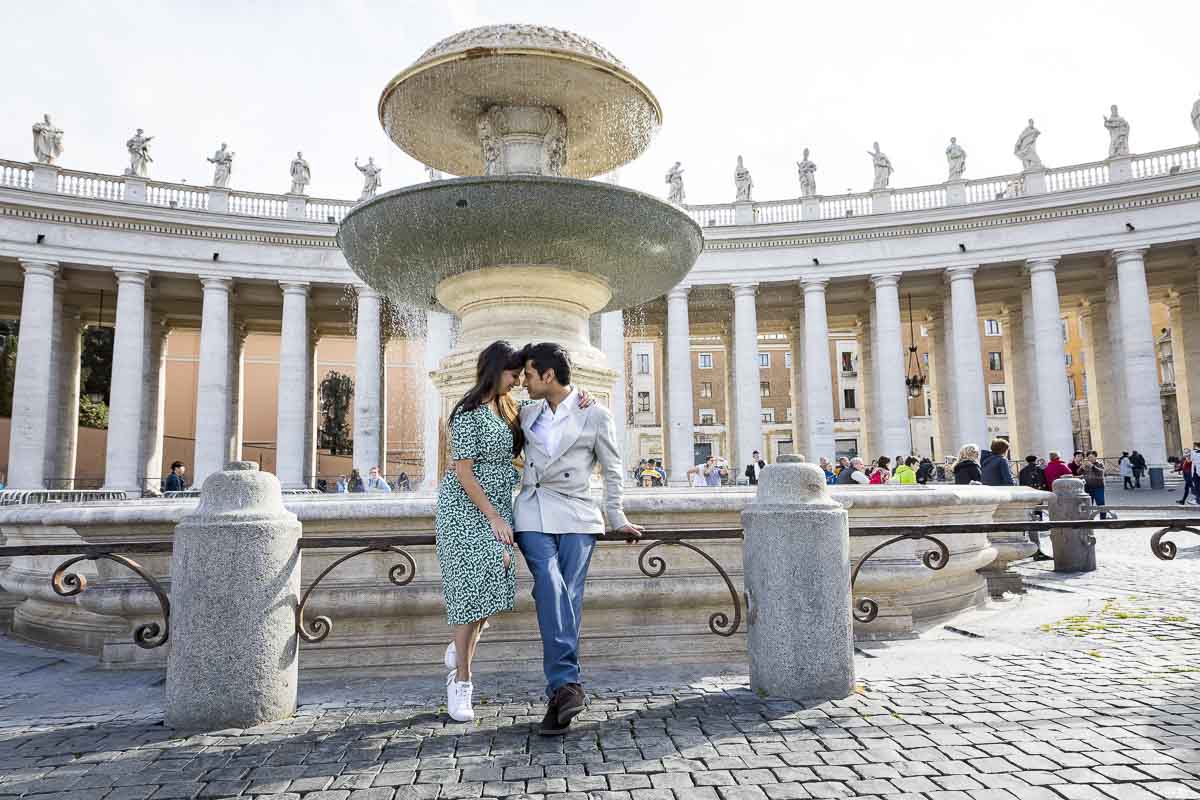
[3,0,1198,206]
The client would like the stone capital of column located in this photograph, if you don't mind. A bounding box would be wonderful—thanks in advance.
[279,281,311,297]
[869,272,901,289]
[666,284,691,302]
[730,282,758,298]
[114,268,151,285]
[18,259,59,278]
[944,265,978,283]
[799,275,828,292]
[355,285,382,301]
[1111,246,1149,265]
[1025,256,1059,274]
[199,275,233,292]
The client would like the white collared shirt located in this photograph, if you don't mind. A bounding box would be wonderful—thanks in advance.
[529,387,577,455]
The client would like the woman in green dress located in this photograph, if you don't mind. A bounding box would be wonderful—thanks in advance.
[436,341,525,722]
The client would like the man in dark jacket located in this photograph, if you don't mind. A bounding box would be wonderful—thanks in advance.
[1018,455,1047,490]
[980,439,1015,486]
[164,461,187,492]
[744,451,766,485]
[916,458,934,484]
[1130,450,1146,488]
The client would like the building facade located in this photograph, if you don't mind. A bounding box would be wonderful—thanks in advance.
[1,133,1198,491]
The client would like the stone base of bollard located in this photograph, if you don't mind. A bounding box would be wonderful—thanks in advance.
[742,461,853,703]
[1048,477,1096,574]
[166,462,301,733]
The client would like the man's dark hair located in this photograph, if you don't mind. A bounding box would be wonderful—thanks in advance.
[990,438,1009,455]
[1074,451,1084,457]
[521,342,572,386]
[171,461,184,470]
[1025,455,1037,464]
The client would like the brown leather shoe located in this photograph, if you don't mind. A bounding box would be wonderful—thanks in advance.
[539,697,569,736]
[555,683,586,726]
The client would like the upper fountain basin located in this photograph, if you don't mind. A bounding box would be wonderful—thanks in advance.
[378,24,661,179]
[337,176,703,312]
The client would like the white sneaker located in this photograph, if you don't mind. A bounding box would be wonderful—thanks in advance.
[444,620,489,670]
[447,675,474,722]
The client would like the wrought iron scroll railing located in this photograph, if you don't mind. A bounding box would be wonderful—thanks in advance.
[1,517,1195,654]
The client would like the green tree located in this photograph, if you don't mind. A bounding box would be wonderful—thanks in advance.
[78,394,109,429]
[319,371,354,455]
[80,327,114,405]
[0,321,17,418]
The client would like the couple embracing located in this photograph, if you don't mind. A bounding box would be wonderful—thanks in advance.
[434,340,641,734]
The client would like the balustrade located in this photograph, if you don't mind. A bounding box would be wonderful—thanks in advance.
[1132,143,1200,179]
[0,160,32,189]
[2,141,1198,227]
[146,182,208,211]
[56,169,125,201]
[1045,161,1109,192]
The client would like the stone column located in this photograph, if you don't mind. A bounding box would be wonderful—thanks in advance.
[998,304,1025,460]
[1104,276,1129,453]
[1113,248,1168,473]
[353,287,384,475]
[788,318,807,457]
[422,310,455,489]
[731,283,764,472]
[926,312,952,460]
[166,462,300,732]
[1020,288,1044,458]
[1168,285,1200,449]
[665,286,695,485]
[53,306,83,488]
[141,315,170,493]
[802,277,835,461]
[41,290,63,486]
[103,270,149,493]
[870,274,910,458]
[304,332,320,487]
[599,310,628,468]
[7,260,59,489]
[192,277,233,486]
[1080,298,1121,458]
[275,283,311,488]
[1027,258,1074,456]
[227,322,247,464]
[742,459,852,702]
[947,266,988,449]
[854,317,875,460]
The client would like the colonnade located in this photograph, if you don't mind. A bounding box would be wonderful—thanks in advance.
[662,247,1170,473]
[3,260,397,493]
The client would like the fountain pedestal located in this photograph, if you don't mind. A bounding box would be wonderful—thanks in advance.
[432,265,617,408]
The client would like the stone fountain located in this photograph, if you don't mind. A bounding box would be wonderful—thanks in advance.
[337,24,703,407]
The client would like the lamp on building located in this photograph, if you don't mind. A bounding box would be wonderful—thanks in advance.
[904,293,925,399]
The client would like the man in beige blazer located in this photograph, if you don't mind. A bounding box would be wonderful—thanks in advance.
[513,342,642,736]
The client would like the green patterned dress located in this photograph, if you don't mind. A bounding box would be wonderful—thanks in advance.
[435,406,518,626]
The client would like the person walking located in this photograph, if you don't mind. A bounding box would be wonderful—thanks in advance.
[512,342,641,737]
[1174,449,1194,505]
[953,444,983,484]
[868,456,891,484]
[164,461,187,492]
[1018,455,1048,490]
[1083,450,1108,517]
[1043,450,1073,486]
[1119,451,1134,490]
[1130,450,1146,488]
[893,457,918,484]
[980,438,1015,486]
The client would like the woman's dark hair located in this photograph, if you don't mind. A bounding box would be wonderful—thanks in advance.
[448,340,525,455]
[877,456,890,469]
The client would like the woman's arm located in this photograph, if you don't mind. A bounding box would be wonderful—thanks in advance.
[453,459,513,545]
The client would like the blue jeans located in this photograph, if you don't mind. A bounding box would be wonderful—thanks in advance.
[1085,484,1107,518]
[515,531,597,696]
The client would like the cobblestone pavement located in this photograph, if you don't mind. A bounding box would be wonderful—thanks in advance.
[0,526,1198,799]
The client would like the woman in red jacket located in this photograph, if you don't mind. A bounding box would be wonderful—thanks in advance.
[1042,451,1073,486]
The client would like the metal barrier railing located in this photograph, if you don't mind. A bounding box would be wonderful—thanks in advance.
[0,519,1194,655]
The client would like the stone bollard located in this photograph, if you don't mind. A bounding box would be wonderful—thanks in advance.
[166,462,301,732]
[1048,477,1096,573]
[742,457,853,702]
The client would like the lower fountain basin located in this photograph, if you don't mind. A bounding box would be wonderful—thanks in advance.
[337,176,703,313]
